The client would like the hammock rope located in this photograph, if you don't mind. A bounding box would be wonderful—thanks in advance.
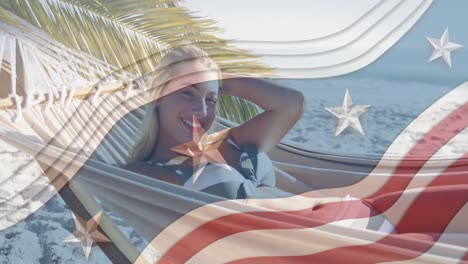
[0,13,467,260]
[0,83,466,262]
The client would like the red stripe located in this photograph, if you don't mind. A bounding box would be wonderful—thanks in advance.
[229,183,468,264]
[160,103,468,263]
[295,160,468,264]
[427,153,468,187]
[229,233,440,264]
[159,200,376,264]
[367,154,468,219]
[368,103,468,200]
[160,183,467,264]
[231,173,468,263]
[395,184,468,233]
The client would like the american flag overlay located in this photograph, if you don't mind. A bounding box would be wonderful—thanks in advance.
[146,84,468,263]
[0,0,467,263]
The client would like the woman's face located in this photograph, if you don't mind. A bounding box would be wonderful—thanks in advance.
[156,61,219,146]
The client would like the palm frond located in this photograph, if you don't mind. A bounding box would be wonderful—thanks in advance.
[0,0,273,122]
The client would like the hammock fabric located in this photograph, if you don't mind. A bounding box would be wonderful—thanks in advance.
[0,80,467,263]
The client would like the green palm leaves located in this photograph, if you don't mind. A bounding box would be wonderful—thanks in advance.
[0,0,272,122]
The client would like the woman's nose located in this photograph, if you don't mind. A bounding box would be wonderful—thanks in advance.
[191,99,207,118]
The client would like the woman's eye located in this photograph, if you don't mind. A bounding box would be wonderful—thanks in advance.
[206,98,218,105]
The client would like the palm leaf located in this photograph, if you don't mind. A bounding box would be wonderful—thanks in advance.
[0,0,273,122]
[0,0,275,261]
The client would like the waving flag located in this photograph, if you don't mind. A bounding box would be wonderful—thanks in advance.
[0,0,467,263]
[150,83,468,263]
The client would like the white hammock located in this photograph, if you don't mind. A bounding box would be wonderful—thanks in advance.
[0,78,467,263]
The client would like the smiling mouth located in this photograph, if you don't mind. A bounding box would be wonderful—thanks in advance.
[180,117,205,132]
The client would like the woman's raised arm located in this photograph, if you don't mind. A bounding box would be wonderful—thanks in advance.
[221,74,306,153]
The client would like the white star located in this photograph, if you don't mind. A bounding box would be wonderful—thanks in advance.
[427,28,463,67]
[325,89,370,136]
[63,211,111,260]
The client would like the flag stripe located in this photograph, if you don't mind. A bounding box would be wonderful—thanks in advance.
[158,103,468,263]
[364,128,468,228]
[223,171,468,263]
[225,193,467,264]
[148,194,349,254]
[161,181,467,264]
[369,142,468,226]
[189,203,468,263]
[186,221,389,264]
[227,233,447,264]
[144,86,468,259]
[426,153,468,187]
[314,86,468,200]
[395,185,468,234]
[183,186,468,263]
[158,200,379,264]
[368,103,468,199]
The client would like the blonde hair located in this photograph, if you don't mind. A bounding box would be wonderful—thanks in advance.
[129,45,221,162]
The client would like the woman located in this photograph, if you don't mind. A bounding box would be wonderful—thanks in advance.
[124,45,305,199]
[124,45,467,237]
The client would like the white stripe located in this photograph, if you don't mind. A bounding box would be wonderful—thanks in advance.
[226,0,433,78]
[187,220,388,263]
[264,0,424,67]
[189,204,468,263]
[230,0,394,54]
[145,195,344,255]
[271,0,432,78]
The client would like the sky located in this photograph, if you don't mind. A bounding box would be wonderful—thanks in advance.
[179,0,468,155]
[181,0,379,41]
[181,0,468,83]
